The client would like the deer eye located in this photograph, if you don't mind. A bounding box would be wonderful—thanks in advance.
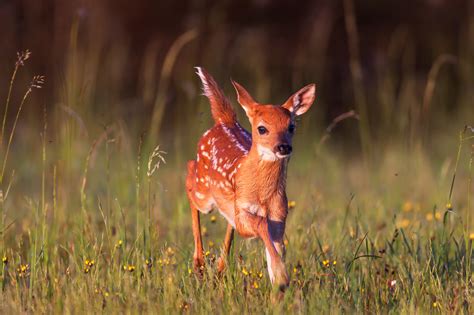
[257,126,268,135]
[288,124,295,133]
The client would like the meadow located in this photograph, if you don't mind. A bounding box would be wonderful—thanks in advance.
[1,1,474,313]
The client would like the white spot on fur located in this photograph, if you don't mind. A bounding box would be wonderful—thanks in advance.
[221,124,249,153]
[195,191,205,199]
[229,168,237,179]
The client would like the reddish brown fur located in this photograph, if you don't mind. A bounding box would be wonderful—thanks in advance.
[186,67,315,288]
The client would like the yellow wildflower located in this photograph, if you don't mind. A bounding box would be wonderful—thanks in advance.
[253,281,259,289]
[145,258,153,268]
[17,264,30,277]
[210,215,217,223]
[2,255,7,265]
[402,201,413,212]
[242,267,249,276]
[84,259,95,269]
[426,213,434,221]
[397,219,410,229]
[469,233,474,240]
[322,260,330,268]
[288,200,296,209]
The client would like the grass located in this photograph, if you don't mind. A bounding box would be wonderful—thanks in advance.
[1,10,474,313]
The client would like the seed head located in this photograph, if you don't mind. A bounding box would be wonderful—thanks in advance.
[30,75,45,90]
[147,145,166,177]
[16,50,31,67]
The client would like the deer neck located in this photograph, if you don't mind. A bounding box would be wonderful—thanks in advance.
[244,146,288,199]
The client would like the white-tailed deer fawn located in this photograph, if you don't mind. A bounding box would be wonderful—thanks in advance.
[186,67,315,288]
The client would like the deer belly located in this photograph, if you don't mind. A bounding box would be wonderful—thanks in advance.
[213,196,236,228]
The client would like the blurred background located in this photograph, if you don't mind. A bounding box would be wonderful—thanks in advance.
[0,0,471,143]
[0,0,473,241]
[1,2,474,311]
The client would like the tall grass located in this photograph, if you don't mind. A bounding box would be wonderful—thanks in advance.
[0,5,474,313]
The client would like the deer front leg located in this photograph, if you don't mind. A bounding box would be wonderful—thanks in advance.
[266,219,287,282]
[234,210,289,288]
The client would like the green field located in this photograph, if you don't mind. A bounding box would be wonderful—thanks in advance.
[1,7,474,313]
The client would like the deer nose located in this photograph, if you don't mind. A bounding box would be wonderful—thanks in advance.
[277,144,292,155]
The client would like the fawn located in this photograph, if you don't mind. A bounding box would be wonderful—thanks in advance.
[186,67,315,288]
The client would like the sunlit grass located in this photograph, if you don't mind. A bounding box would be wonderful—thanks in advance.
[0,39,473,313]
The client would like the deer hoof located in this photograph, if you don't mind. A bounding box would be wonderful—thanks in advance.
[193,257,205,277]
[273,264,289,290]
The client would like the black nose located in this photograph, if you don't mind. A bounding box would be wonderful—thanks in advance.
[277,144,292,155]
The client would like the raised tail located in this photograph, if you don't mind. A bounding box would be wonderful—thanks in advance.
[195,67,236,125]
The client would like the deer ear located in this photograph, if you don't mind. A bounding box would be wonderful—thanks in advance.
[282,84,316,116]
[231,80,256,116]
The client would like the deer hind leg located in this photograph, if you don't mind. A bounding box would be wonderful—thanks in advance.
[217,224,234,274]
[190,203,204,272]
[186,161,204,273]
